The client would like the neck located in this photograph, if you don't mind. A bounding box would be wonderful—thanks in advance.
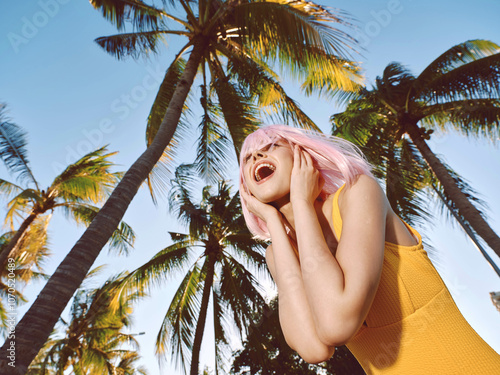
[276,200,295,230]
[274,195,325,233]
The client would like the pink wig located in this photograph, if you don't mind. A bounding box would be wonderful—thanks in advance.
[239,124,372,240]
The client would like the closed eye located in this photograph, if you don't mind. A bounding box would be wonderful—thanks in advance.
[262,143,281,152]
[243,142,282,163]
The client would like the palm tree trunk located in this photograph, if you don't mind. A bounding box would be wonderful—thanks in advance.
[0,213,38,271]
[385,148,399,215]
[190,255,216,375]
[406,122,500,258]
[432,185,500,277]
[0,37,209,374]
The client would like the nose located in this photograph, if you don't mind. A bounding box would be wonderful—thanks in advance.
[252,150,266,161]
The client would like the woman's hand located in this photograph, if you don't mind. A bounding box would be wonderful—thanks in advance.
[240,188,280,224]
[290,145,324,205]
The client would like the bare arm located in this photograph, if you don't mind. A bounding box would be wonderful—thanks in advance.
[292,173,386,347]
[265,219,336,364]
[241,188,335,363]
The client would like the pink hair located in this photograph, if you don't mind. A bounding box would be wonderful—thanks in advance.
[239,124,373,240]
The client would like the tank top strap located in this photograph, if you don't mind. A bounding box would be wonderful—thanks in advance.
[332,184,346,240]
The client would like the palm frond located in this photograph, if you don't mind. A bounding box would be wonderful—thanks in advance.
[211,65,260,157]
[108,221,136,255]
[331,98,388,145]
[218,255,266,336]
[299,52,363,99]
[90,0,167,31]
[374,63,416,110]
[427,161,489,227]
[58,203,135,255]
[4,188,41,229]
[384,140,430,226]
[415,39,500,93]
[420,99,500,140]
[420,52,500,103]
[51,146,120,203]
[145,55,194,203]
[223,233,268,274]
[0,178,23,201]
[168,164,209,237]
[0,106,38,188]
[34,276,146,374]
[332,97,430,226]
[95,30,172,60]
[195,88,234,183]
[58,202,99,225]
[111,240,192,307]
[211,288,230,374]
[168,231,189,243]
[234,0,356,62]
[230,1,362,100]
[157,264,202,372]
[222,46,321,131]
[10,214,52,283]
[114,350,149,375]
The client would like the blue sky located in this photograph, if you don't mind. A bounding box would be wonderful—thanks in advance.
[1,0,500,373]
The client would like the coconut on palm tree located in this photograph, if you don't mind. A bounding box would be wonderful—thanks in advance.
[332,40,500,257]
[111,165,268,375]
[0,115,135,272]
[0,1,363,371]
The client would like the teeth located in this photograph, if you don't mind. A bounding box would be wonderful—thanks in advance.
[255,163,276,182]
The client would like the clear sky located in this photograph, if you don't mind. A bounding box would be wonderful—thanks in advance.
[1,0,500,374]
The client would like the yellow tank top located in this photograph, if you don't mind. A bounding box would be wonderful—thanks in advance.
[331,184,500,374]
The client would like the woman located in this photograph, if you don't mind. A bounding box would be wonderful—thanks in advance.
[239,125,500,374]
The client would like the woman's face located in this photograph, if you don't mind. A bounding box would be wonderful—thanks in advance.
[242,140,294,204]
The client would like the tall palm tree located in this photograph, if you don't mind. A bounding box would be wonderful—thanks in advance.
[0,117,135,272]
[332,40,500,257]
[0,1,363,372]
[27,273,147,375]
[111,165,268,375]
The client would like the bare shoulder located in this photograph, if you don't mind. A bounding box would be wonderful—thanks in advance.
[339,175,387,213]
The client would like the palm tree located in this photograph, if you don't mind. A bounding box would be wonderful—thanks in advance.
[231,296,365,375]
[27,272,148,375]
[111,165,268,375]
[332,98,432,227]
[0,1,363,371]
[332,40,500,258]
[0,216,50,337]
[0,116,135,272]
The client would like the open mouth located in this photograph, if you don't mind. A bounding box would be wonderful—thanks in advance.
[254,162,276,182]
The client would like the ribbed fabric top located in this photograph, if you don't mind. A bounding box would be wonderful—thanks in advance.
[331,184,500,374]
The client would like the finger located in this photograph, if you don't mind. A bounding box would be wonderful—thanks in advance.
[303,149,313,167]
[240,188,251,203]
[293,145,301,168]
[298,146,307,168]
